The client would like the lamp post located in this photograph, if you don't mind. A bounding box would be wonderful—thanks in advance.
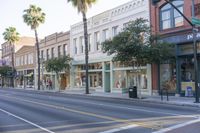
[152,0,199,102]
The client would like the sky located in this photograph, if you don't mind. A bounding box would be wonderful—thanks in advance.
[0,0,131,44]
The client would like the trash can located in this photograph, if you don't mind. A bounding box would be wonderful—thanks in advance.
[129,86,137,98]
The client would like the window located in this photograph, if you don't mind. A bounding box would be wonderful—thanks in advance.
[102,29,109,42]
[95,32,100,51]
[80,36,84,53]
[41,50,44,60]
[112,26,118,37]
[28,53,33,64]
[73,38,77,54]
[51,47,55,58]
[58,46,61,57]
[88,34,92,52]
[160,1,184,30]
[21,56,24,65]
[24,55,27,65]
[63,44,67,56]
[46,49,49,60]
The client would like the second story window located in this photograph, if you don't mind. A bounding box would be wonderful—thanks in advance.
[160,1,184,30]
[51,47,54,58]
[73,38,77,55]
[103,29,109,42]
[95,31,100,51]
[46,49,49,60]
[80,36,84,53]
[63,44,67,56]
[88,34,91,52]
[41,50,44,60]
[112,26,118,37]
[58,46,61,57]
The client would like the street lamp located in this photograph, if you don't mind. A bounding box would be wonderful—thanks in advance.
[152,0,199,103]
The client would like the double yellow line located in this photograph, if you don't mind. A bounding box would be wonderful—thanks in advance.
[0,94,171,130]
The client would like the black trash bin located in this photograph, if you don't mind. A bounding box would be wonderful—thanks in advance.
[129,86,137,98]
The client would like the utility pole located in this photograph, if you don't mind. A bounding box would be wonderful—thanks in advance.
[192,0,199,103]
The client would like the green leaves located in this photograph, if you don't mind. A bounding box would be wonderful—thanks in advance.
[102,18,175,66]
[67,0,97,13]
[2,27,20,44]
[0,66,13,77]
[23,5,46,30]
[45,56,72,74]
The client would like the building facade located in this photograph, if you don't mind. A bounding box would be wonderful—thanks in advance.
[150,0,200,96]
[14,46,35,88]
[70,0,152,95]
[1,37,35,87]
[36,31,70,90]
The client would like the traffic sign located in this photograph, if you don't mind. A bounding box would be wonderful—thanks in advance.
[192,17,200,26]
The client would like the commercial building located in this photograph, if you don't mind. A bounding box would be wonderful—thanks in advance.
[14,46,35,88]
[1,37,35,87]
[36,31,70,90]
[70,0,152,95]
[150,0,200,96]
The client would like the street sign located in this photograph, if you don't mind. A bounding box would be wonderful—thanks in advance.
[192,17,200,26]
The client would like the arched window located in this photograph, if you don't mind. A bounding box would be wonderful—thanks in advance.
[160,1,184,30]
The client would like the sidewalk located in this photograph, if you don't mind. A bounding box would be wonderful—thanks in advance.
[5,87,200,108]
[62,89,200,108]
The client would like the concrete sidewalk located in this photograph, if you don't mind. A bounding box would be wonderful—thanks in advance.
[61,89,200,108]
[5,87,200,108]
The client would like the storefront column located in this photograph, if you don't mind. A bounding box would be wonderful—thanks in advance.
[176,57,181,95]
[102,62,105,92]
[147,64,152,95]
[110,61,113,93]
[70,65,75,88]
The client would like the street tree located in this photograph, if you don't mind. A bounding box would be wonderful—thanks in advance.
[67,0,97,94]
[23,5,46,90]
[2,27,20,87]
[102,18,175,95]
[0,66,13,87]
[45,56,72,91]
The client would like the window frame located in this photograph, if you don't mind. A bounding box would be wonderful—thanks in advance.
[160,1,184,30]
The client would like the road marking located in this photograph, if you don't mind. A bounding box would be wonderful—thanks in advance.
[152,118,200,133]
[98,124,139,133]
[0,94,162,129]
[0,108,55,133]
[0,89,184,116]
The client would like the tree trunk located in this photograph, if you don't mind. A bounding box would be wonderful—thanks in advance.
[56,72,60,91]
[82,11,89,94]
[11,43,14,88]
[35,29,40,90]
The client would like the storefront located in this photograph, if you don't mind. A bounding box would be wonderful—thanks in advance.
[71,61,152,95]
[162,31,200,96]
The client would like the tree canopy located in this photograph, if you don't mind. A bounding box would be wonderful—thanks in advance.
[3,27,20,44]
[45,56,72,74]
[102,18,175,66]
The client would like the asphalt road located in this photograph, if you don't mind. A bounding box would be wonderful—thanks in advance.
[0,88,199,133]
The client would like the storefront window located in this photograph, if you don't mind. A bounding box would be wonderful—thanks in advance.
[127,70,147,89]
[113,70,127,89]
[160,64,176,91]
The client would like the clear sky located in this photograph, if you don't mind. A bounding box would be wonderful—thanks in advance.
[0,0,131,44]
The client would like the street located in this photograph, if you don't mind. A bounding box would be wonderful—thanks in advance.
[0,88,199,133]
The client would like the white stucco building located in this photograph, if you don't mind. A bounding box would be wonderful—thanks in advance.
[70,0,152,95]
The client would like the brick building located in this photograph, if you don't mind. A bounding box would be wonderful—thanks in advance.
[150,0,200,96]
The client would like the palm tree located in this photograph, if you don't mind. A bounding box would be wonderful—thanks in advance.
[23,5,45,90]
[68,0,96,94]
[3,27,20,87]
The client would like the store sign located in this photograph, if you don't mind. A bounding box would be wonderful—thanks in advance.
[187,32,200,40]
[178,44,200,55]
